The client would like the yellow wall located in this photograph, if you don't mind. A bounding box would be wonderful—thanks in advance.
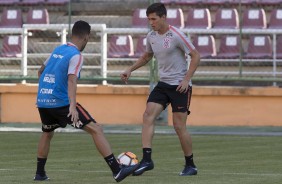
[0,84,281,126]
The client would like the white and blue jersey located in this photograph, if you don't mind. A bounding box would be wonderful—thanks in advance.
[37,42,83,108]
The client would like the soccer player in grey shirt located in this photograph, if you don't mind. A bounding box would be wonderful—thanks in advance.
[121,3,200,176]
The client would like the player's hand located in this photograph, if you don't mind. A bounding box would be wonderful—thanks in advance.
[67,105,79,123]
[120,70,131,84]
[176,79,189,93]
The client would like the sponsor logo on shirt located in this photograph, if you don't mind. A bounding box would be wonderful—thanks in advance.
[52,54,64,59]
[43,74,55,83]
[40,88,53,94]
[163,38,171,48]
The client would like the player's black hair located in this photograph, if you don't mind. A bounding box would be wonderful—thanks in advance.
[146,3,167,17]
[72,20,91,38]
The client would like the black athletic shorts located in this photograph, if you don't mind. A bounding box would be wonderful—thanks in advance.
[147,81,192,114]
[38,103,96,132]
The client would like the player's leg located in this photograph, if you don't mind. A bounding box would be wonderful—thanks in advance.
[75,103,137,182]
[173,113,197,176]
[171,86,197,176]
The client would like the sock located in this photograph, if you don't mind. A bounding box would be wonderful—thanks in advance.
[185,154,196,168]
[142,148,152,162]
[36,157,47,176]
[104,154,120,174]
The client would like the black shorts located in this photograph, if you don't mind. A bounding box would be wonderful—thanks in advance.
[38,103,96,132]
[147,82,192,114]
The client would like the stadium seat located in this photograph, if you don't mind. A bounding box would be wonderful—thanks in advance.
[166,9,184,28]
[244,35,272,59]
[132,9,147,28]
[268,9,282,29]
[26,9,50,25]
[0,9,23,28]
[0,0,20,5]
[185,8,212,29]
[45,0,70,5]
[216,35,240,59]
[0,35,22,57]
[192,35,216,58]
[21,0,45,5]
[213,8,239,29]
[258,0,282,5]
[242,9,267,29]
[134,36,147,58]
[275,36,282,59]
[108,35,134,58]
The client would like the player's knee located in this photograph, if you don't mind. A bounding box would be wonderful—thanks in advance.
[43,131,54,140]
[173,123,186,135]
[87,122,104,135]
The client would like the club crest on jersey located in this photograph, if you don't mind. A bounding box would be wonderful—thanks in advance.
[163,38,171,48]
[166,32,173,38]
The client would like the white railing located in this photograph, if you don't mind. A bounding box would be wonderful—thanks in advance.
[1,25,282,84]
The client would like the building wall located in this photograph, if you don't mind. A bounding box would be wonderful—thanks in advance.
[0,84,281,126]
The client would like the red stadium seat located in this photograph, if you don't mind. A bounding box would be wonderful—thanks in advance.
[185,8,212,29]
[0,35,22,57]
[216,35,240,59]
[192,35,216,58]
[132,9,147,28]
[166,9,184,28]
[258,0,282,5]
[160,0,203,5]
[108,35,134,58]
[21,0,45,5]
[134,36,147,58]
[268,9,282,29]
[0,9,23,28]
[275,36,282,59]
[242,9,267,29]
[0,0,20,5]
[213,8,239,29]
[244,35,272,59]
[26,9,50,24]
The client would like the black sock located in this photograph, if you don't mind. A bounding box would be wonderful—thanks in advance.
[104,154,120,174]
[142,148,152,162]
[185,154,196,168]
[36,157,47,176]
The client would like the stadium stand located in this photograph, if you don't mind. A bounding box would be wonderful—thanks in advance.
[108,35,134,58]
[26,9,50,24]
[134,35,146,58]
[185,8,212,29]
[242,8,267,29]
[0,9,23,28]
[213,8,239,29]
[268,9,282,29]
[216,35,241,59]
[244,35,272,59]
[192,35,216,58]
[0,35,22,57]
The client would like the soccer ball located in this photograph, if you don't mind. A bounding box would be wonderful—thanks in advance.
[117,152,139,166]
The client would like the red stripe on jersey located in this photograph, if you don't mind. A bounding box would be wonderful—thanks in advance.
[169,25,194,51]
[74,54,82,76]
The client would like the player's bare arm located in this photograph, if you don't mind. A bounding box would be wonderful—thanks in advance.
[121,52,154,83]
[177,49,200,93]
[67,74,79,123]
[37,64,45,78]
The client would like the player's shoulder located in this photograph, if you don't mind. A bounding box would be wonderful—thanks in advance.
[169,25,185,36]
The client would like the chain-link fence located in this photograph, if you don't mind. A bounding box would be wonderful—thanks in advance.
[0,0,282,86]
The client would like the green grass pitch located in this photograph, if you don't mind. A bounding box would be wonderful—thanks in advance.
[0,131,282,184]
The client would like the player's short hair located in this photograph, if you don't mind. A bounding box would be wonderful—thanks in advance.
[146,3,167,17]
[72,20,91,38]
